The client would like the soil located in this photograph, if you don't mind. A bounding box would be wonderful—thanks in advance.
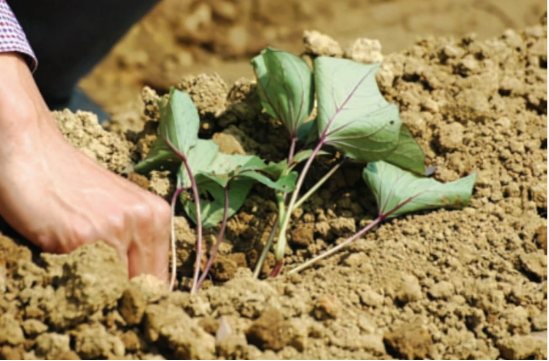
[1,13,547,361]
[79,0,547,128]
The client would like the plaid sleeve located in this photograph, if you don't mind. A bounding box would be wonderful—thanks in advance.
[0,0,37,71]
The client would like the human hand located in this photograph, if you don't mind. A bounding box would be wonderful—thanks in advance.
[0,53,171,282]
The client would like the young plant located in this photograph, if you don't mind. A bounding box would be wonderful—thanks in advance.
[187,155,297,289]
[135,87,297,292]
[252,50,427,276]
[289,161,477,274]
[135,88,200,292]
[251,48,317,277]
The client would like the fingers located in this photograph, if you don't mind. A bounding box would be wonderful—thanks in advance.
[127,234,169,284]
[127,195,171,285]
[117,246,130,276]
[151,197,172,283]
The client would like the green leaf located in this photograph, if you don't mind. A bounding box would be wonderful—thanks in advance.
[178,140,219,188]
[292,149,330,165]
[384,125,426,175]
[181,148,298,227]
[252,48,314,136]
[134,139,180,174]
[134,87,200,173]
[184,179,254,228]
[192,151,297,192]
[314,57,402,162]
[195,170,297,193]
[262,160,288,179]
[363,161,477,218]
[159,87,200,154]
[297,119,318,143]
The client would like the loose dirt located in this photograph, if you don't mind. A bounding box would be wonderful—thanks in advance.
[80,0,546,124]
[1,20,547,361]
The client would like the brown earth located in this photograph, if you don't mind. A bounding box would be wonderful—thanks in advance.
[79,0,547,127]
[1,14,547,361]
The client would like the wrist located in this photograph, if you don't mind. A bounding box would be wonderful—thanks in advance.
[0,53,60,156]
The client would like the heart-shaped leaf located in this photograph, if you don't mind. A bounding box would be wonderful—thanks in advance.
[134,140,180,174]
[134,87,200,172]
[180,143,298,227]
[179,139,220,187]
[158,87,200,154]
[195,168,297,193]
[185,179,255,228]
[297,119,318,143]
[314,57,402,162]
[291,148,331,165]
[383,125,426,175]
[363,161,477,218]
[252,48,315,137]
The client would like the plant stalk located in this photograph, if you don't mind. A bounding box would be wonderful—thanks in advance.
[252,136,297,279]
[275,138,325,261]
[288,215,383,274]
[169,186,184,291]
[252,218,279,278]
[274,77,359,268]
[196,186,230,290]
[252,193,285,278]
[288,136,297,164]
[270,260,284,277]
[163,139,203,295]
[293,159,345,210]
[255,160,345,278]
[287,192,422,275]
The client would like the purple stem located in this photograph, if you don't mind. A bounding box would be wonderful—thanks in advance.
[169,186,184,291]
[288,136,297,164]
[288,215,383,274]
[163,139,203,295]
[196,186,230,290]
[253,136,297,279]
[269,260,284,277]
[274,85,355,265]
[288,192,424,274]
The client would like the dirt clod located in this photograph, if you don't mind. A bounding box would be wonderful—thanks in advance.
[428,281,455,299]
[313,295,340,320]
[119,286,147,326]
[21,319,48,337]
[290,224,314,247]
[211,255,239,282]
[534,226,547,253]
[54,110,132,174]
[246,308,295,351]
[73,323,125,359]
[144,302,215,359]
[0,314,24,345]
[34,333,71,360]
[383,322,433,359]
[216,334,249,360]
[345,38,383,63]
[178,73,228,117]
[303,30,343,57]
[497,335,547,359]
[43,242,128,328]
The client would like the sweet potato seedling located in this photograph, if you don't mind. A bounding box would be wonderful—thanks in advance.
[135,87,298,292]
[251,49,432,276]
[135,48,477,292]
